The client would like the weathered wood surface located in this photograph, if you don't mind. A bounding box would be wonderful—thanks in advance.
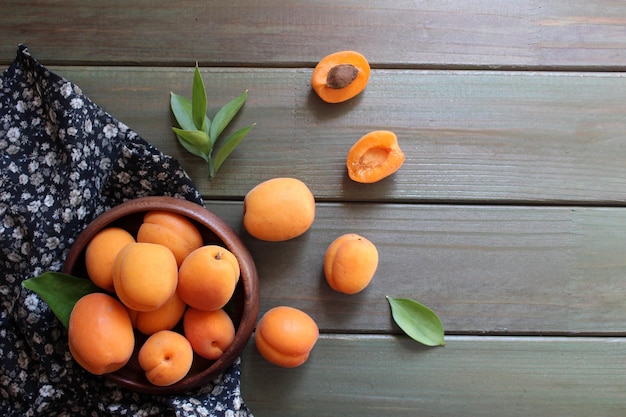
[2,1,626,69]
[209,201,626,335]
[241,335,626,417]
[3,1,626,416]
[34,66,626,204]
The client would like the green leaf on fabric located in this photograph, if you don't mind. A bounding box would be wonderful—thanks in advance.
[22,272,101,328]
[386,296,445,347]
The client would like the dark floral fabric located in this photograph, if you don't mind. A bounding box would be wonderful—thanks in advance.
[0,45,252,416]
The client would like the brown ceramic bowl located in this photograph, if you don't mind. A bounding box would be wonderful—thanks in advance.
[63,196,259,394]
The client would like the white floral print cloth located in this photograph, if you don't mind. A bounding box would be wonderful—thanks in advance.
[0,45,253,417]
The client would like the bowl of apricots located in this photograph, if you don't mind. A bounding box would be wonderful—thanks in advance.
[62,196,259,394]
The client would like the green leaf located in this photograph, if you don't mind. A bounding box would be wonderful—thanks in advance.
[170,92,211,134]
[172,127,211,158]
[212,124,254,177]
[210,90,248,146]
[386,296,445,347]
[22,272,101,328]
[192,64,208,131]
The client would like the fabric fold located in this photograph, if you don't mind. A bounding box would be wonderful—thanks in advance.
[0,44,252,417]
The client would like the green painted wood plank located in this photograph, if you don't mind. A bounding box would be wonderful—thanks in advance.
[207,201,626,335]
[35,66,626,204]
[240,334,626,417]
[2,1,626,69]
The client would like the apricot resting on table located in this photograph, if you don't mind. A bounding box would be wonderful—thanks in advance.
[137,210,204,267]
[68,292,135,375]
[311,50,370,103]
[324,233,378,294]
[177,245,240,311]
[347,130,405,183]
[255,306,319,368]
[243,177,315,242]
[112,242,178,312]
[183,307,236,360]
[84,227,135,292]
[138,329,194,386]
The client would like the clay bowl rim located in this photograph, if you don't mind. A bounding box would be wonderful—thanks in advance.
[62,196,259,395]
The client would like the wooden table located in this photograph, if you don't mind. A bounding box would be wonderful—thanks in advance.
[3,1,626,416]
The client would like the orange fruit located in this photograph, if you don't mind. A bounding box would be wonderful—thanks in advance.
[128,291,187,335]
[324,233,378,294]
[243,177,315,242]
[112,242,178,312]
[177,245,239,311]
[68,292,135,375]
[183,307,235,360]
[255,306,319,368]
[137,210,204,266]
[346,130,405,183]
[311,50,370,103]
[84,227,135,292]
[138,330,194,386]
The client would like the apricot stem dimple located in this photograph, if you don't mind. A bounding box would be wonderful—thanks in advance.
[326,64,359,89]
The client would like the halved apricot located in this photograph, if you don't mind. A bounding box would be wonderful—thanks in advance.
[311,50,370,103]
[346,130,405,183]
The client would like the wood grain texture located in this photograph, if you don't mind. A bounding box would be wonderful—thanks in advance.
[2,1,626,69]
[207,201,626,335]
[34,66,626,204]
[240,335,626,417]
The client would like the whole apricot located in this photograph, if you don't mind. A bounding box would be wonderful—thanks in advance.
[112,242,178,312]
[138,330,194,386]
[129,291,187,335]
[84,227,135,292]
[137,211,204,266]
[324,233,378,294]
[243,177,315,242]
[183,307,235,360]
[68,292,135,375]
[177,245,239,311]
[255,306,319,368]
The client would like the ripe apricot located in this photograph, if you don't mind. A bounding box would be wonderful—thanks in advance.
[243,177,315,242]
[137,211,204,266]
[138,330,194,386]
[84,227,135,292]
[68,292,135,375]
[183,307,235,360]
[128,291,187,335]
[324,233,378,294]
[112,242,178,312]
[347,130,405,183]
[255,306,319,368]
[311,50,370,103]
[177,245,239,311]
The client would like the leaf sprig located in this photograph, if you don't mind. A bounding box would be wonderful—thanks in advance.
[22,272,100,328]
[386,296,445,347]
[171,64,254,179]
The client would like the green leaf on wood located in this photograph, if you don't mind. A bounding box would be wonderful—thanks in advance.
[386,296,445,347]
[210,90,248,146]
[192,64,208,132]
[171,65,253,179]
[22,272,101,328]
[213,124,255,175]
[172,127,211,158]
